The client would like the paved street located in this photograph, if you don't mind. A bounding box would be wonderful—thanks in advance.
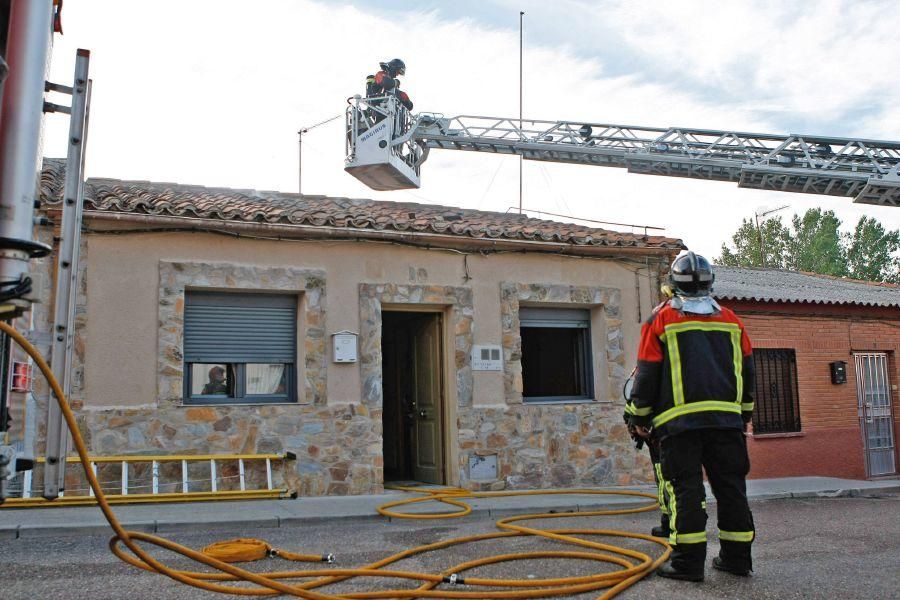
[2,493,898,599]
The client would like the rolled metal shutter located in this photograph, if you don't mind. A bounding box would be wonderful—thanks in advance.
[184,292,297,364]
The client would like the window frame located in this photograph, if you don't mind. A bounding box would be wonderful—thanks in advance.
[519,307,594,403]
[182,291,298,406]
[752,348,801,434]
[184,363,295,405]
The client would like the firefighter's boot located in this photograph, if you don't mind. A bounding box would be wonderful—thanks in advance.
[657,542,705,582]
[651,514,671,538]
[656,561,704,582]
[712,556,751,576]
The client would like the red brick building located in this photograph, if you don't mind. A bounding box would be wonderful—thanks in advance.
[714,267,900,480]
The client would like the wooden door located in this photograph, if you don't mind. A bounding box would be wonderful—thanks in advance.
[411,314,444,484]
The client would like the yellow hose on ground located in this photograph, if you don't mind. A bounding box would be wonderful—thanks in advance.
[1,321,670,599]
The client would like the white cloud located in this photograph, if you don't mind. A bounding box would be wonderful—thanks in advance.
[42,0,900,258]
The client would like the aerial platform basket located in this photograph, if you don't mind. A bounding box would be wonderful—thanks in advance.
[345,95,425,191]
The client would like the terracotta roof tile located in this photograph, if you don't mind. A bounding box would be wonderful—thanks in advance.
[39,159,683,251]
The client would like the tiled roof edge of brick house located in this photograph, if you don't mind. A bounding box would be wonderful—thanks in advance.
[39,158,684,256]
[713,266,900,309]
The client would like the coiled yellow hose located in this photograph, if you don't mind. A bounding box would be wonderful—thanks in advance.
[1,321,669,598]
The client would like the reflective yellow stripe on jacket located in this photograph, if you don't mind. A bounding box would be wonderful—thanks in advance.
[652,400,743,428]
[654,321,744,426]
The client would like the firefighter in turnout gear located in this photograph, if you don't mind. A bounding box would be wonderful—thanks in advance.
[628,251,756,582]
[365,58,413,111]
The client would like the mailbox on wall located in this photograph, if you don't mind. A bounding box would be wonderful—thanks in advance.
[830,360,847,384]
[332,331,358,363]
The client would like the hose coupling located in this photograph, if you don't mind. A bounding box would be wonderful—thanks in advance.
[322,553,336,564]
[443,574,465,585]
[267,548,279,558]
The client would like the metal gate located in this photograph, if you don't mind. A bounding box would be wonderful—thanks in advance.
[854,353,897,477]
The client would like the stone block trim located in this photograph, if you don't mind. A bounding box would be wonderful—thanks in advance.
[499,282,626,404]
[158,261,327,406]
[358,283,474,409]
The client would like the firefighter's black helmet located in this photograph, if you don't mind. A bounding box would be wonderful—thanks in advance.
[669,251,715,297]
[386,58,406,76]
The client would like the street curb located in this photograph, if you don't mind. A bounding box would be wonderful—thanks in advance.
[1,483,896,539]
[155,516,280,534]
[16,520,156,539]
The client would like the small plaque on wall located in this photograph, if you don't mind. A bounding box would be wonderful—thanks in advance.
[332,331,358,363]
[472,345,503,371]
[469,453,498,481]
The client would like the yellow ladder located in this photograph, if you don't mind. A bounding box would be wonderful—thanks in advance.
[3,453,296,507]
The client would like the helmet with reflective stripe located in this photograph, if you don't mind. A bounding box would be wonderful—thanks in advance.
[669,251,714,297]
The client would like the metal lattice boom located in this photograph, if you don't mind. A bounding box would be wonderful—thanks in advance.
[413,115,900,206]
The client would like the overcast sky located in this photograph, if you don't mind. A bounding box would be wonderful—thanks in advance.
[43,0,900,258]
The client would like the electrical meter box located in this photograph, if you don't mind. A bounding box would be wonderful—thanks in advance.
[830,360,847,384]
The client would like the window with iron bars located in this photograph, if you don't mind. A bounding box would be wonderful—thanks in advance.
[752,348,801,434]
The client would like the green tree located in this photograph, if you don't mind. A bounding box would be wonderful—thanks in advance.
[718,217,789,268]
[785,209,845,276]
[846,216,900,283]
[718,209,900,283]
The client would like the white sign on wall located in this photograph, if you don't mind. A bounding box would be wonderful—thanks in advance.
[332,331,358,363]
[472,345,503,371]
[469,453,498,481]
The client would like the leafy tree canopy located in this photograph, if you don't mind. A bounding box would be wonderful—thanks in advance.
[717,209,900,283]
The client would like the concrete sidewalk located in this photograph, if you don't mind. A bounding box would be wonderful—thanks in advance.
[1,476,897,540]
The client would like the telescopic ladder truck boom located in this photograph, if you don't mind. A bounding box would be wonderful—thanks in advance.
[345,95,900,207]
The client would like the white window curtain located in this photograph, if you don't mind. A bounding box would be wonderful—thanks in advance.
[246,364,285,395]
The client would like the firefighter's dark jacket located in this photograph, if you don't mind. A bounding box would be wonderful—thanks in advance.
[626,300,755,437]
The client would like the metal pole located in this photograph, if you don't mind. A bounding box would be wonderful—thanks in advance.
[754,214,765,267]
[0,0,55,310]
[298,130,304,195]
[518,10,524,214]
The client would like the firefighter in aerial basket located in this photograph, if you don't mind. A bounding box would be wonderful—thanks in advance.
[365,58,413,117]
[627,251,756,582]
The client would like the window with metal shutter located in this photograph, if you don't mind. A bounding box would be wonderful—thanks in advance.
[183,291,298,405]
[184,292,297,364]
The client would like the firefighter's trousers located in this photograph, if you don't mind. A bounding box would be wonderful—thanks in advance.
[659,427,755,572]
[647,438,670,530]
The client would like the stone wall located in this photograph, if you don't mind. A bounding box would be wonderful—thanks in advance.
[456,282,651,491]
[357,280,653,491]
[44,260,384,495]
[457,403,652,490]
[27,243,655,496]
[70,402,382,496]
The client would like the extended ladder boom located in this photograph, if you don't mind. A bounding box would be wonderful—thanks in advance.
[344,96,900,206]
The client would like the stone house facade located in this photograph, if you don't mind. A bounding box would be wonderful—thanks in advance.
[22,161,682,497]
[714,267,900,480]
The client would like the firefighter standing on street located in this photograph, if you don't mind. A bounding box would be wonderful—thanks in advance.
[628,251,756,582]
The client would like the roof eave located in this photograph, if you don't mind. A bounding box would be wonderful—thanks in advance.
[82,211,682,259]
